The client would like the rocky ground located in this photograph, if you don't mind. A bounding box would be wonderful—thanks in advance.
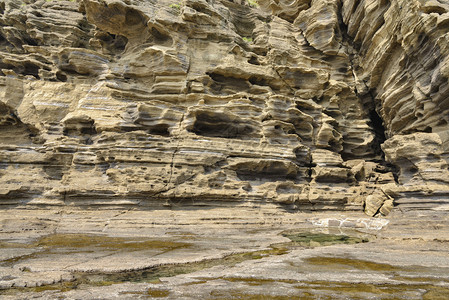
[1,207,448,299]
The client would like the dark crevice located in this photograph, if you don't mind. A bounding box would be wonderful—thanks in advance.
[237,172,297,181]
[95,32,128,54]
[235,161,298,181]
[248,56,260,65]
[24,37,38,46]
[148,124,170,137]
[337,4,400,186]
[369,109,387,145]
[24,63,40,78]
[248,76,266,86]
[0,62,41,79]
[56,71,67,82]
[189,112,253,139]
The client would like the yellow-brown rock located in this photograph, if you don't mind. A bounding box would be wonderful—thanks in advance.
[0,0,448,215]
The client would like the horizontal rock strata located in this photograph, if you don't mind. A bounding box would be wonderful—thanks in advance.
[0,0,447,214]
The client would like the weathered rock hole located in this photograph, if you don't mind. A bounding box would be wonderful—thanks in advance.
[248,56,260,65]
[77,19,92,32]
[150,27,172,44]
[437,119,447,127]
[235,161,297,181]
[427,153,440,161]
[249,76,267,86]
[189,112,253,139]
[24,37,38,46]
[113,35,128,51]
[80,126,97,135]
[148,124,170,137]
[55,71,67,82]
[97,32,128,53]
[207,72,250,93]
[276,184,297,194]
[32,11,43,18]
[0,33,7,48]
[190,2,209,14]
[125,8,144,26]
[408,166,418,173]
[6,62,41,78]
[63,119,97,137]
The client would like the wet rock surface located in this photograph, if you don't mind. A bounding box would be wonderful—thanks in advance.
[0,209,448,299]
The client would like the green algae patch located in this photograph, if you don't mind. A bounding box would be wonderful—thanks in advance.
[294,280,449,299]
[423,288,449,300]
[305,256,401,272]
[210,290,300,299]
[77,246,289,286]
[147,288,170,297]
[281,231,369,247]
[119,288,170,297]
[35,234,189,251]
[0,252,42,266]
[29,285,65,293]
[393,275,449,284]
[197,277,449,299]
[0,241,34,249]
[0,234,191,268]
[219,276,297,286]
[0,281,78,296]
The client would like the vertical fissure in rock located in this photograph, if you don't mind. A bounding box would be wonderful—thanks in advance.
[337,8,399,185]
[368,108,387,154]
[367,103,399,184]
[339,14,384,152]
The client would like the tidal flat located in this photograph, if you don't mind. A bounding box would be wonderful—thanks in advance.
[1,208,448,299]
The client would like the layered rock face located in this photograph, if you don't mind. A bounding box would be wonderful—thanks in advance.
[0,0,447,214]
[340,0,449,211]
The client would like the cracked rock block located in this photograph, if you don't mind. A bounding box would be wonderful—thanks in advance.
[364,193,393,217]
[0,0,447,215]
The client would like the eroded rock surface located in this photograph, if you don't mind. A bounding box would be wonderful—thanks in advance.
[0,208,448,299]
[0,0,447,214]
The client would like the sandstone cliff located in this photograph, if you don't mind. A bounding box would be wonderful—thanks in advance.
[0,0,448,215]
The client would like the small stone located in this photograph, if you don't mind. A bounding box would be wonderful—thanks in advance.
[379,199,394,216]
[364,194,386,217]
